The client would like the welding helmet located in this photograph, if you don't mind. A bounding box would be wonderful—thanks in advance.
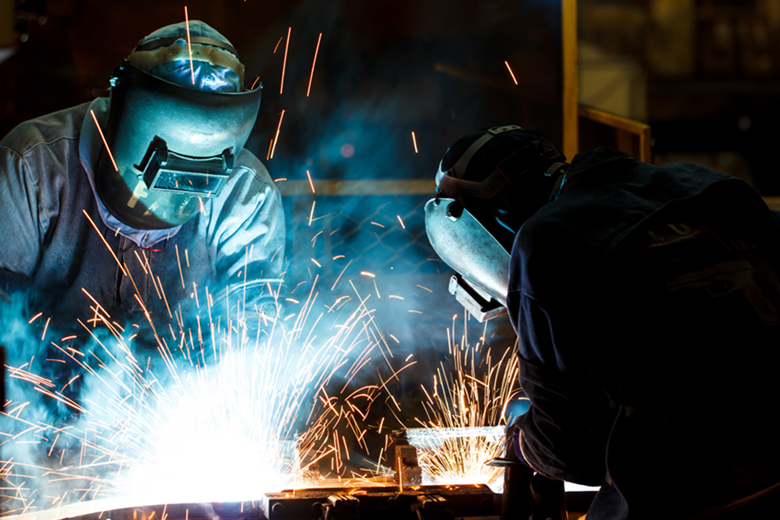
[425,125,567,321]
[95,21,263,230]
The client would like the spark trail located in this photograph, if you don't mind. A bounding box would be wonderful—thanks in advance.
[407,317,521,492]
[0,273,404,514]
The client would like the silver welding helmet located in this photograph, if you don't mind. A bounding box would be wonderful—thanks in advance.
[425,125,567,321]
[95,21,262,230]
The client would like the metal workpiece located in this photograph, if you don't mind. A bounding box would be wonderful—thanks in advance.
[388,430,423,486]
[410,494,449,520]
[396,445,423,486]
[321,494,360,520]
[261,484,497,520]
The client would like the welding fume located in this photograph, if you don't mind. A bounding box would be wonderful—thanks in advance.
[425,124,780,518]
[0,19,298,502]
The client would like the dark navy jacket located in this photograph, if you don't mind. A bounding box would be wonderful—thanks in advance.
[507,147,780,519]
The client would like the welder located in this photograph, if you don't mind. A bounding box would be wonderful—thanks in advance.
[425,125,780,519]
[0,21,284,339]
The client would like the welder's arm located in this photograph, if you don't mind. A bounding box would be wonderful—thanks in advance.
[0,144,45,292]
[509,292,618,487]
[201,150,287,338]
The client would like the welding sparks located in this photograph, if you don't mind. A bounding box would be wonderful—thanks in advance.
[1,273,411,511]
[270,110,285,159]
[411,131,419,153]
[407,334,520,492]
[280,26,291,94]
[397,215,406,229]
[504,60,518,85]
[307,33,322,97]
[90,110,118,172]
[184,7,195,85]
[306,170,315,193]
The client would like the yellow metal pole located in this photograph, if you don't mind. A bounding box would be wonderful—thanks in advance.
[562,0,579,160]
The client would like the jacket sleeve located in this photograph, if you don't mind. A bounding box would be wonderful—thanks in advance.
[0,143,42,290]
[510,291,617,487]
[201,149,286,319]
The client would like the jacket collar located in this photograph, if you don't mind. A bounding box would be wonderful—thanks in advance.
[555,147,636,199]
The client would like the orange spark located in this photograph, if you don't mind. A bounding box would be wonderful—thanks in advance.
[504,60,518,85]
[82,210,126,276]
[90,110,118,172]
[175,244,185,289]
[273,35,284,53]
[307,32,322,97]
[306,170,315,193]
[41,316,51,340]
[280,26,291,94]
[270,110,285,159]
[184,7,195,85]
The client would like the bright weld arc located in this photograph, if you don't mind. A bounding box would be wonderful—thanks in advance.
[90,110,118,172]
[280,26,291,94]
[184,6,195,85]
[504,60,518,85]
[307,33,322,97]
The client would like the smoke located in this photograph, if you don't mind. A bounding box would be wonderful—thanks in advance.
[0,290,150,511]
[236,0,547,365]
[0,274,414,511]
[1,1,560,510]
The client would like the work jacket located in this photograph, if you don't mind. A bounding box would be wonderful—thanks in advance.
[0,99,285,339]
[508,147,780,519]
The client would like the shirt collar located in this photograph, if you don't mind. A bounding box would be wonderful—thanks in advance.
[79,98,182,249]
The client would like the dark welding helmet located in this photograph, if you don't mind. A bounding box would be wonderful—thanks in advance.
[425,125,567,321]
[95,21,262,230]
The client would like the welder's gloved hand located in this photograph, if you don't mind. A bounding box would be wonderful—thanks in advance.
[506,399,534,470]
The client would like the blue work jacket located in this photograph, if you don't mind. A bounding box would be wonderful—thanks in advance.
[0,99,286,335]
